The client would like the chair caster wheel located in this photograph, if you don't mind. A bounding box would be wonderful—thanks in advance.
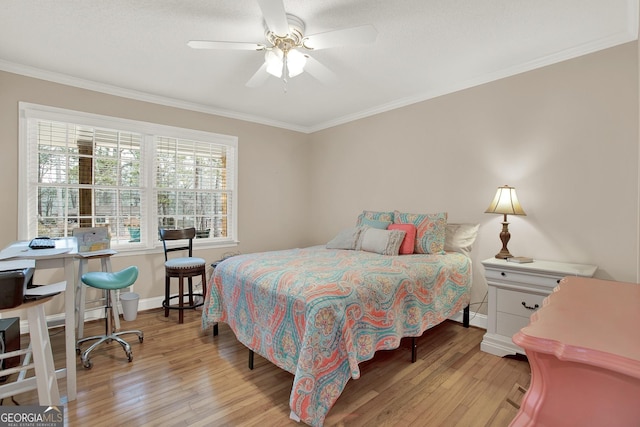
[127,353,133,363]
[139,336,144,343]
[76,348,81,355]
[83,360,93,369]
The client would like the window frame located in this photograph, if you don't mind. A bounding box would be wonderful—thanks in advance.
[18,102,239,252]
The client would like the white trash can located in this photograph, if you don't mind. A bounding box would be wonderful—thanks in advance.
[120,292,140,321]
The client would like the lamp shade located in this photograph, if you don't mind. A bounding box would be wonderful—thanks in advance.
[485,185,526,216]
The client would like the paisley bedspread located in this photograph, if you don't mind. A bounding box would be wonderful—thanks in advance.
[202,246,472,426]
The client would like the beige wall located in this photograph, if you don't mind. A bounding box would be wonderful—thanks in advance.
[0,41,637,318]
[308,42,639,311]
[0,70,311,314]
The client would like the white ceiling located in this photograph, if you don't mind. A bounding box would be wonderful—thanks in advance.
[0,0,637,133]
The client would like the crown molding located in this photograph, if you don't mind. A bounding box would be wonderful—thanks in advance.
[307,30,637,133]
[0,59,309,134]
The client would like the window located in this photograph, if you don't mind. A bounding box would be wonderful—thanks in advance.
[19,103,238,250]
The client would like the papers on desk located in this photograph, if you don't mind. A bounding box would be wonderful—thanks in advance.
[25,281,66,299]
[0,259,35,271]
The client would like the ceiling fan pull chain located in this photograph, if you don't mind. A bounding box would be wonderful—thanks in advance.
[282,52,289,93]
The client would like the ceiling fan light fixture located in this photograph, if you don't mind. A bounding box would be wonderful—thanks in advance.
[286,49,306,77]
[189,2,377,89]
[265,47,306,79]
[265,50,283,77]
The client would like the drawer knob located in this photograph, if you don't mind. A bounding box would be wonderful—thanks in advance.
[522,301,540,310]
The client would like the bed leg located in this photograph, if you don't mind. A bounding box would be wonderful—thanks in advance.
[463,305,470,328]
[249,349,254,370]
[213,322,219,336]
[411,337,417,363]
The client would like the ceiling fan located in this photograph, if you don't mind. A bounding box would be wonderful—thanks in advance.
[188,0,377,89]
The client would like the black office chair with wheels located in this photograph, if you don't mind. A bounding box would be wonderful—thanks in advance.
[159,227,206,324]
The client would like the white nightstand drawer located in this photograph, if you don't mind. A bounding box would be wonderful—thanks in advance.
[481,258,597,357]
[497,288,545,317]
[496,312,531,338]
[485,268,563,289]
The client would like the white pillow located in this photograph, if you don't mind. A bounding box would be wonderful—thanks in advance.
[326,226,366,250]
[357,228,406,256]
[444,223,480,255]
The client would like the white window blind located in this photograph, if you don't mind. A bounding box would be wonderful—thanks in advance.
[19,103,238,250]
[155,136,233,239]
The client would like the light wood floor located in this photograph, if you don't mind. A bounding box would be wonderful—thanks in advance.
[5,308,530,426]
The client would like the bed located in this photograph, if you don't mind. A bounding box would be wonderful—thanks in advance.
[202,242,473,426]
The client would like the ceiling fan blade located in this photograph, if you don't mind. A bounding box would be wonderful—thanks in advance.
[188,40,264,50]
[246,62,270,88]
[257,0,289,37]
[304,56,337,85]
[304,25,377,50]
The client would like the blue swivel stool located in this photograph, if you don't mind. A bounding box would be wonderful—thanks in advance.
[76,266,144,369]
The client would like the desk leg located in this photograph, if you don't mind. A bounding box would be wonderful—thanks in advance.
[64,258,77,401]
[76,259,87,339]
[28,303,61,406]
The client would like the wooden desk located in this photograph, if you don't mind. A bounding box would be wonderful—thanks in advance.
[511,276,640,426]
[0,238,78,402]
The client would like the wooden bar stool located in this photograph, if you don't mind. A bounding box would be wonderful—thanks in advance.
[0,297,60,406]
[159,228,206,324]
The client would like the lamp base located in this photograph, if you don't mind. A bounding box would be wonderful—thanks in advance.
[494,250,513,259]
[495,221,514,259]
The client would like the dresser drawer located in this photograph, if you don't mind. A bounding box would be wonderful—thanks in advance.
[496,312,531,338]
[497,288,546,317]
[485,268,562,289]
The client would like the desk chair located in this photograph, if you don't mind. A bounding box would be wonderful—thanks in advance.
[75,250,120,339]
[76,266,144,369]
[72,227,120,339]
[159,227,206,324]
[0,297,60,405]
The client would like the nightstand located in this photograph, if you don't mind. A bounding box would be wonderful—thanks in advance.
[480,258,597,357]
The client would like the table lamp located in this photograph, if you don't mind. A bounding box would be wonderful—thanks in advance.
[485,185,526,259]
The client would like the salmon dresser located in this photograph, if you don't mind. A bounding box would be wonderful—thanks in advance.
[511,276,640,426]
